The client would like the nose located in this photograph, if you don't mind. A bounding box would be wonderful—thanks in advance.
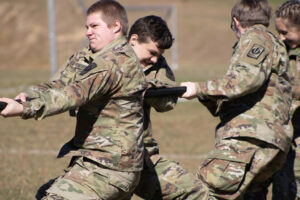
[86,27,92,37]
[150,56,158,64]
[279,34,286,41]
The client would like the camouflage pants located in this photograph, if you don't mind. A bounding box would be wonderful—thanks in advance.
[197,138,286,200]
[123,154,209,200]
[272,109,300,200]
[36,156,140,200]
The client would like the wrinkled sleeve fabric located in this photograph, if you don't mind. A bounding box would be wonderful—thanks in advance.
[145,57,177,112]
[22,61,121,120]
[24,51,83,98]
[196,31,271,105]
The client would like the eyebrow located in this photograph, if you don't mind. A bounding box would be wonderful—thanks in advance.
[278,30,288,35]
[149,50,159,56]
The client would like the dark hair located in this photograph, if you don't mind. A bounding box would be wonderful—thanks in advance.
[87,0,128,35]
[231,0,272,28]
[128,15,174,49]
[275,0,300,27]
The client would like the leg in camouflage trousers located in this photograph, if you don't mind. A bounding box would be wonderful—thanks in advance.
[198,138,286,200]
[123,138,286,200]
[123,154,209,200]
[36,157,140,200]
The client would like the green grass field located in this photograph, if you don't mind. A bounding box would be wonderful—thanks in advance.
[0,0,285,199]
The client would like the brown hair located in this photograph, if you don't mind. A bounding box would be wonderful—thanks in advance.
[128,15,173,49]
[275,0,300,27]
[87,0,128,35]
[231,0,272,28]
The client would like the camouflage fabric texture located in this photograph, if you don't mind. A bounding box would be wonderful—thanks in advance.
[272,47,300,200]
[33,46,205,199]
[23,36,147,172]
[37,157,140,200]
[196,25,292,152]
[142,56,178,157]
[193,25,292,199]
[22,37,148,199]
[123,56,209,200]
[124,154,209,200]
[198,138,286,200]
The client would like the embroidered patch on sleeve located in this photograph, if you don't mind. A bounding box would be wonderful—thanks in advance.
[247,44,265,59]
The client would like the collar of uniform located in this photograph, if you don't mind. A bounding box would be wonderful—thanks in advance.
[89,36,127,62]
[82,46,94,64]
[143,64,154,73]
[142,55,166,73]
[244,24,267,35]
[232,42,238,49]
[288,47,300,58]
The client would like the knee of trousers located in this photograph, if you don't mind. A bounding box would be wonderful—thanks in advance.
[37,157,141,200]
[197,147,256,194]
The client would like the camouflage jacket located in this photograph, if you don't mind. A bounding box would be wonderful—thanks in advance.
[22,36,148,172]
[142,56,177,156]
[29,49,177,158]
[288,47,300,114]
[196,25,292,152]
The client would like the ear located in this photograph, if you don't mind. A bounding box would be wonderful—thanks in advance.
[233,17,241,29]
[112,20,122,34]
[129,34,139,46]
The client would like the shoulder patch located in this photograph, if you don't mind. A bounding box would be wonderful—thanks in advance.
[247,44,265,59]
[79,62,97,75]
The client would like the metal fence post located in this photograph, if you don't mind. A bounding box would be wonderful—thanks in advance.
[47,0,58,77]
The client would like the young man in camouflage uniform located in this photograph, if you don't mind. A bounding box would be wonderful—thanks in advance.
[122,15,205,200]
[47,15,204,200]
[272,1,300,199]
[0,1,147,199]
[181,0,292,199]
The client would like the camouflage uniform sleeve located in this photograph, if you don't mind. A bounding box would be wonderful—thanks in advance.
[21,61,121,120]
[145,56,177,112]
[195,31,271,104]
[24,51,84,98]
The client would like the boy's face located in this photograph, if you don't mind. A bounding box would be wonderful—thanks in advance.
[275,17,300,49]
[86,12,116,52]
[129,35,164,67]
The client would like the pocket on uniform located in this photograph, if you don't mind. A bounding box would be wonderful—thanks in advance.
[198,147,256,193]
[80,157,140,194]
[94,168,140,193]
[107,173,132,192]
[198,158,247,193]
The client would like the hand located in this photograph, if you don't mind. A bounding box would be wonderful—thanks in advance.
[295,137,300,146]
[15,92,28,102]
[180,82,198,100]
[0,98,24,117]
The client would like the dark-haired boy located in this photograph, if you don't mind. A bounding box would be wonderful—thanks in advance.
[124,15,205,200]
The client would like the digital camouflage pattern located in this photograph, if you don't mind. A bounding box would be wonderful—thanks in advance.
[272,46,300,200]
[22,36,147,172]
[196,25,292,152]
[193,25,292,199]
